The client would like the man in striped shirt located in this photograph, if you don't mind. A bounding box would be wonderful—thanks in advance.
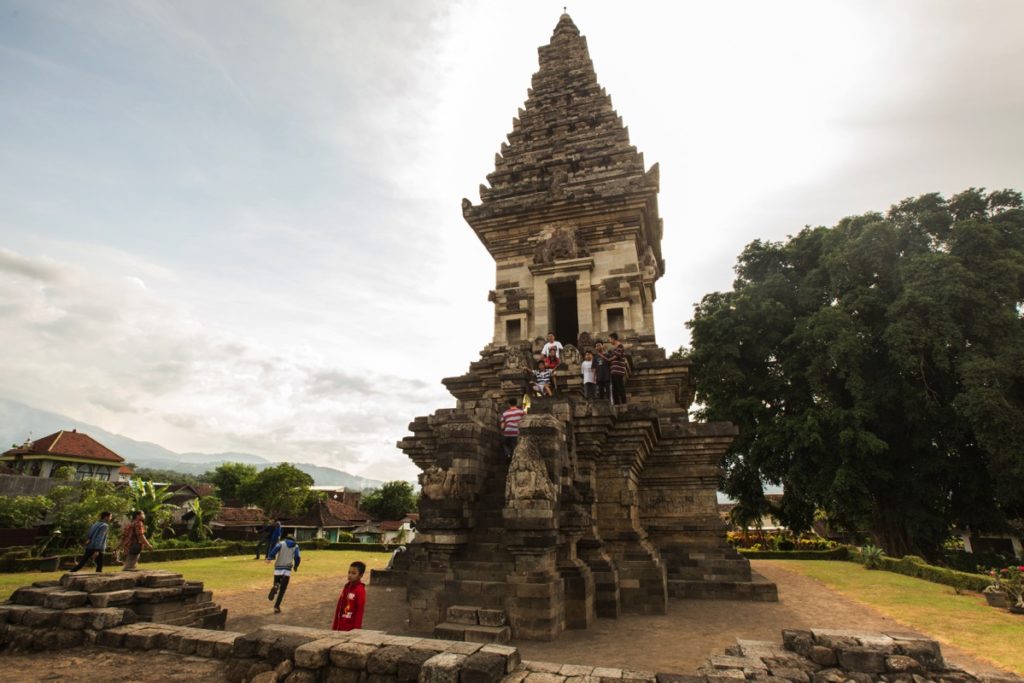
[500,398,526,458]
[609,332,628,405]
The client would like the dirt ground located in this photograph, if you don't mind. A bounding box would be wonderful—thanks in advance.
[0,560,1015,681]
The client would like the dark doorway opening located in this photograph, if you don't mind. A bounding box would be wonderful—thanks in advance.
[549,281,579,346]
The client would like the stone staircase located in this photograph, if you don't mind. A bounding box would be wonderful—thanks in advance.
[432,453,516,643]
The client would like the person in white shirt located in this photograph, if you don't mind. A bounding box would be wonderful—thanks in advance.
[541,332,563,359]
[581,351,596,399]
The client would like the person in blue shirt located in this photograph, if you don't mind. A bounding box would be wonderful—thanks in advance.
[70,511,111,573]
[266,529,301,613]
[265,520,282,559]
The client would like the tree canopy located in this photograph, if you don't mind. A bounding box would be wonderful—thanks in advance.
[239,463,319,519]
[688,188,1024,558]
[206,462,259,500]
[359,481,418,521]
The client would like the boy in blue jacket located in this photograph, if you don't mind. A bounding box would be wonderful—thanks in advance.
[266,529,300,613]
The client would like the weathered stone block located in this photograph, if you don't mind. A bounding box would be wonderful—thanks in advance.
[64,574,137,593]
[325,668,365,683]
[370,645,412,675]
[807,647,836,667]
[463,651,509,683]
[481,644,521,673]
[836,646,887,674]
[523,673,566,683]
[332,641,381,669]
[448,605,479,625]
[396,646,436,682]
[766,667,809,683]
[124,628,164,650]
[247,661,274,681]
[885,655,925,674]
[88,589,135,607]
[478,609,507,627]
[591,668,622,680]
[251,671,278,683]
[276,659,294,678]
[295,637,342,669]
[224,657,255,683]
[419,652,466,683]
[232,632,261,658]
[892,639,944,670]
[58,607,128,630]
[445,641,483,655]
[286,670,318,683]
[21,607,61,628]
[9,586,60,606]
[41,590,89,610]
[270,634,321,665]
[0,604,36,625]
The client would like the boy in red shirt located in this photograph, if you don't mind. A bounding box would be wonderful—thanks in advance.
[331,561,366,631]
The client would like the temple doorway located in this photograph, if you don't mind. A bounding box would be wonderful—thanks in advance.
[548,281,579,346]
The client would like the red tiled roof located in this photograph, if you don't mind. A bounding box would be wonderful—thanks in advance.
[213,507,268,526]
[380,520,405,531]
[118,465,135,474]
[291,499,371,528]
[2,430,125,464]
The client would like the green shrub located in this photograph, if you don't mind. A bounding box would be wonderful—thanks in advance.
[739,547,850,560]
[872,554,990,592]
[858,545,884,569]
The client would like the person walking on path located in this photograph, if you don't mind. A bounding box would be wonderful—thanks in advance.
[71,511,111,573]
[500,398,526,458]
[265,520,282,559]
[266,529,301,613]
[608,332,628,405]
[331,561,366,631]
[120,510,153,571]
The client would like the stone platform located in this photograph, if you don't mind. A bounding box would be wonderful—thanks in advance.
[0,570,226,652]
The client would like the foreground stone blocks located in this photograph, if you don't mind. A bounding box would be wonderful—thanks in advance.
[0,570,226,653]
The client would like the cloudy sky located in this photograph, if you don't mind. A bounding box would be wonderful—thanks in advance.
[1,0,1022,482]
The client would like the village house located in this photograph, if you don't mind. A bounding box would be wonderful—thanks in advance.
[0,430,125,481]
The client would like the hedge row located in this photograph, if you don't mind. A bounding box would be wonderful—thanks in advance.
[0,540,395,573]
[869,554,991,592]
[739,547,851,561]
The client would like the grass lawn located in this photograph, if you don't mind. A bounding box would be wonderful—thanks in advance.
[0,549,392,600]
[763,559,1024,675]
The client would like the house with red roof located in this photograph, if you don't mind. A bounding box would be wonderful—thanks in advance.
[289,498,371,542]
[0,429,125,481]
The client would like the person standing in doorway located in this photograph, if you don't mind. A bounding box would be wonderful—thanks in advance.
[71,511,111,573]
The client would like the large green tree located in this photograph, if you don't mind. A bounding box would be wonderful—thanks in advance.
[689,188,1024,559]
[359,481,418,521]
[206,462,258,501]
[239,463,318,519]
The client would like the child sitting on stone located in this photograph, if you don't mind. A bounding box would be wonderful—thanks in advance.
[527,361,554,396]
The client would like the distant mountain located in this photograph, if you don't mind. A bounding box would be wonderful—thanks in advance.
[0,398,382,490]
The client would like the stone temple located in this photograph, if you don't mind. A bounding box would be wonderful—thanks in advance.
[376,13,777,642]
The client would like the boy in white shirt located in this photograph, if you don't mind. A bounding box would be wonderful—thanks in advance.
[541,333,563,360]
